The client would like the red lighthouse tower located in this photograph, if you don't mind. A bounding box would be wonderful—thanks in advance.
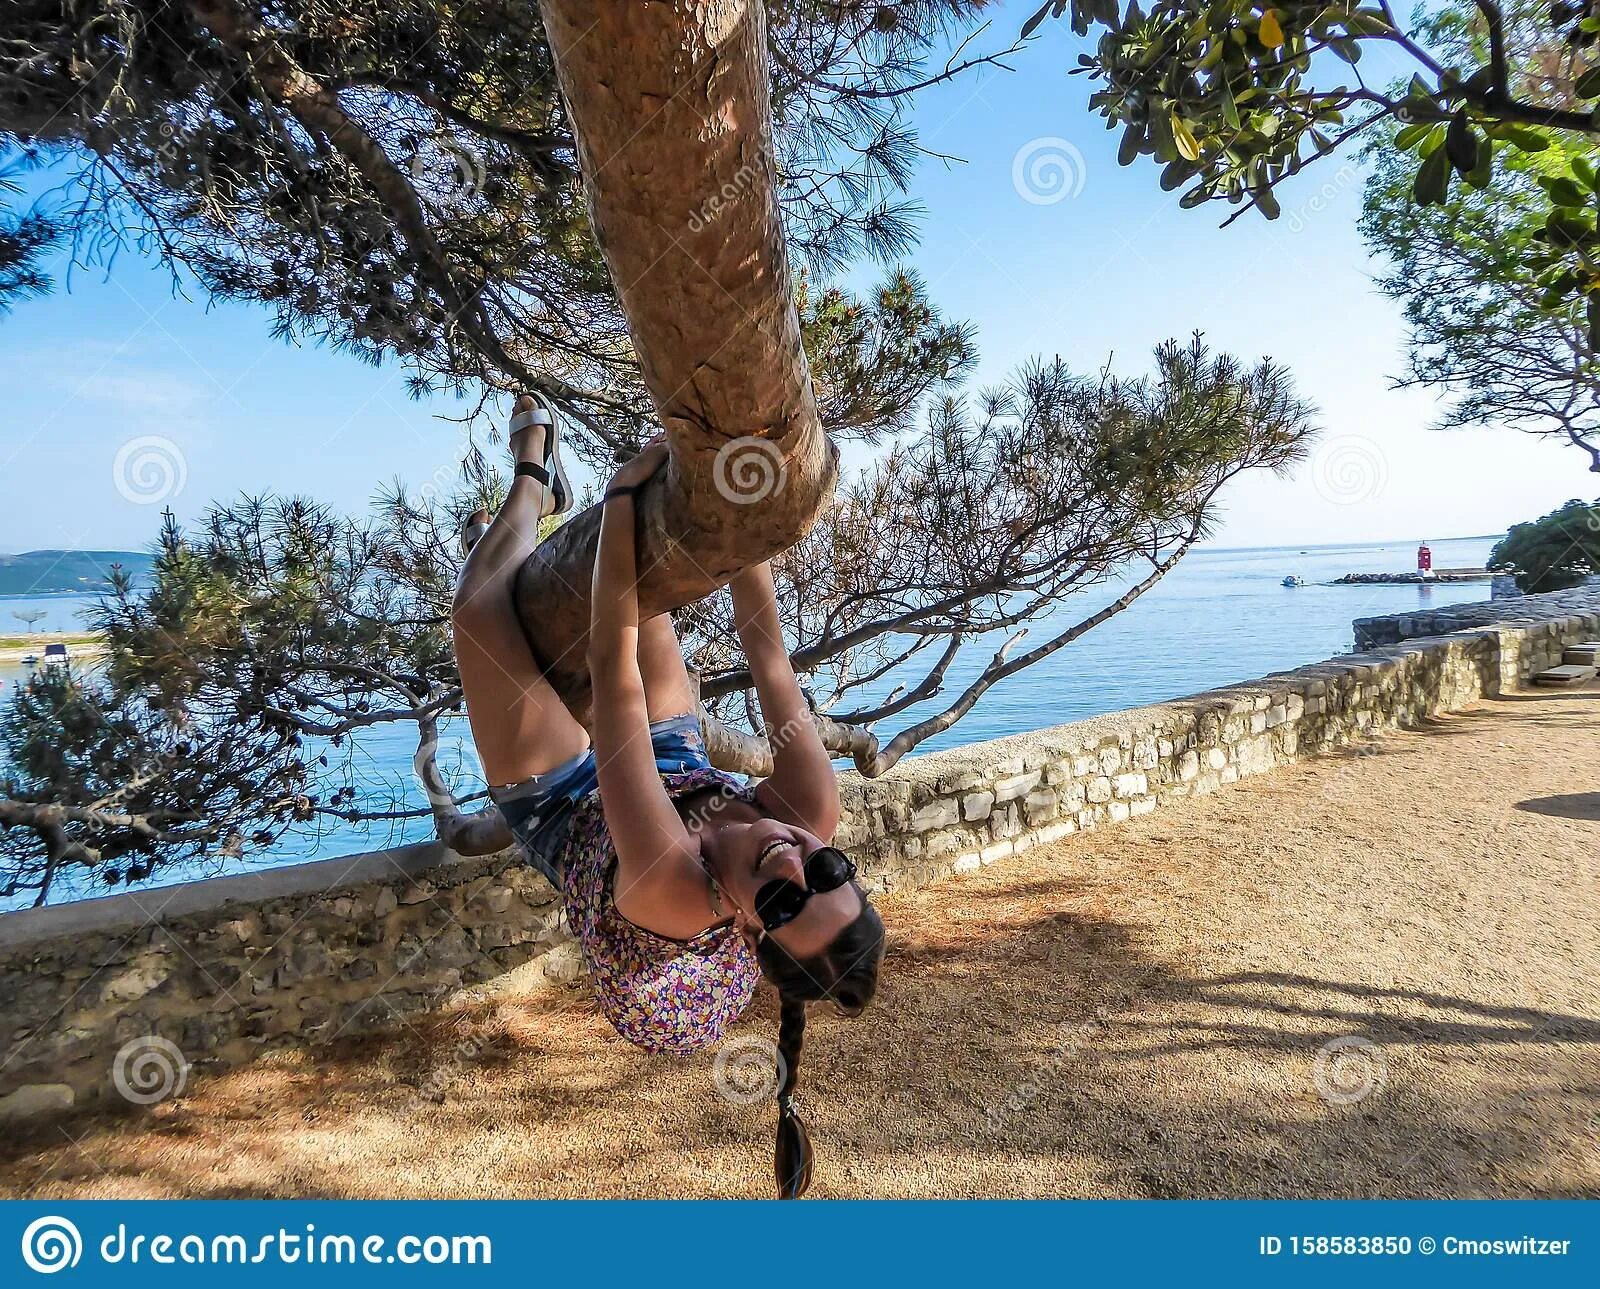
[1417,542,1433,579]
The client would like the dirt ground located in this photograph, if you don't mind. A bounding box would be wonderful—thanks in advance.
[3,686,1597,1199]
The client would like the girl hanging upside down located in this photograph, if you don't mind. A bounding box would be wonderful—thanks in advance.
[450,395,885,1199]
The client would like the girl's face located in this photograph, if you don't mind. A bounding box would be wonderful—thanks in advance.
[696,812,863,960]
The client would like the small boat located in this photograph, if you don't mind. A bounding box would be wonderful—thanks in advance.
[42,643,68,668]
[20,654,38,667]
[1282,575,1305,587]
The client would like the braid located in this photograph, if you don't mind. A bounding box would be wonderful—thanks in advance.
[754,898,885,1199]
[773,994,812,1199]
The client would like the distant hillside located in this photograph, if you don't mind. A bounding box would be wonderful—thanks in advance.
[0,550,154,597]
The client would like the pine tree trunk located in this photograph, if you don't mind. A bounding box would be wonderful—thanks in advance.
[518,0,834,721]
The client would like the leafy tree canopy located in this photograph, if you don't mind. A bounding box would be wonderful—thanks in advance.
[1030,0,1600,341]
[1361,110,1600,468]
[0,0,1007,460]
[1488,496,1600,590]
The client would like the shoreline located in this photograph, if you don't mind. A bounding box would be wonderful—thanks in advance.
[0,632,105,666]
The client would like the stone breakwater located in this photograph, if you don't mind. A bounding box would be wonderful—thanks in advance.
[3,587,1599,1122]
[1334,568,1491,585]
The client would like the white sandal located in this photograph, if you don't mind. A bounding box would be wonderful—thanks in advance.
[510,400,572,516]
[460,508,491,557]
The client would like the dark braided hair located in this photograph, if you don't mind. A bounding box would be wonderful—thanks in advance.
[756,899,885,1198]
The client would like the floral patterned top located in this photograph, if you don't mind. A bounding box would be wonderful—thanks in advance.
[558,767,759,1053]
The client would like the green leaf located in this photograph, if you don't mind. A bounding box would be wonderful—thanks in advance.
[1148,109,1177,162]
[1541,176,1591,208]
[1413,144,1450,205]
[1464,139,1494,190]
[1444,111,1479,175]
[1160,158,1197,191]
[1118,126,1143,167]
[1577,66,1600,100]
[1254,186,1281,220]
[1221,83,1241,130]
[1493,124,1551,152]
[1574,155,1600,193]
[1547,210,1597,248]
[1171,113,1201,162]
[1021,3,1054,39]
[1539,270,1578,308]
[1393,122,1431,151]
[1344,12,1391,35]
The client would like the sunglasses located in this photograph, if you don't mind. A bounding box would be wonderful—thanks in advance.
[753,846,857,932]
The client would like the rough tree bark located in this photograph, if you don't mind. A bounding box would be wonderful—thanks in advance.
[518,0,836,722]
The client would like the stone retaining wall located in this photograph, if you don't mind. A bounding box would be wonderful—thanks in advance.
[0,842,576,1121]
[1354,585,1600,650]
[4,592,1598,1121]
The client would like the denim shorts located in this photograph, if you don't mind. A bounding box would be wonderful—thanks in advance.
[488,712,711,887]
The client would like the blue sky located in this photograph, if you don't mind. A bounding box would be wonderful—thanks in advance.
[0,2,1581,557]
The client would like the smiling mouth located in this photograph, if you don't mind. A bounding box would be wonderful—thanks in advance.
[754,837,793,871]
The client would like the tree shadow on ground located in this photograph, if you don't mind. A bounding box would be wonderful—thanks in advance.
[1478,690,1593,713]
[2,873,1593,1200]
[1380,691,1600,740]
[1517,793,1600,822]
[1115,971,1600,1056]
[821,890,1600,1198]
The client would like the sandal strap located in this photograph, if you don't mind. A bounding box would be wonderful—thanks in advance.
[510,407,553,433]
[515,460,552,487]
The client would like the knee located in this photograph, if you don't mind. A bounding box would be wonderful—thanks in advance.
[451,571,504,636]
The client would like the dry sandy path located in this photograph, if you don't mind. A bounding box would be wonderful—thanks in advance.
[3,686,1596,1198]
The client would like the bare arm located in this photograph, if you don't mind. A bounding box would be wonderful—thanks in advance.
[588,444,702,926]
[731,562,841,839]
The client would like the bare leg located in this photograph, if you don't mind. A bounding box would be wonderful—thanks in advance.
[452,398,590,786]
[636,612,699,723]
